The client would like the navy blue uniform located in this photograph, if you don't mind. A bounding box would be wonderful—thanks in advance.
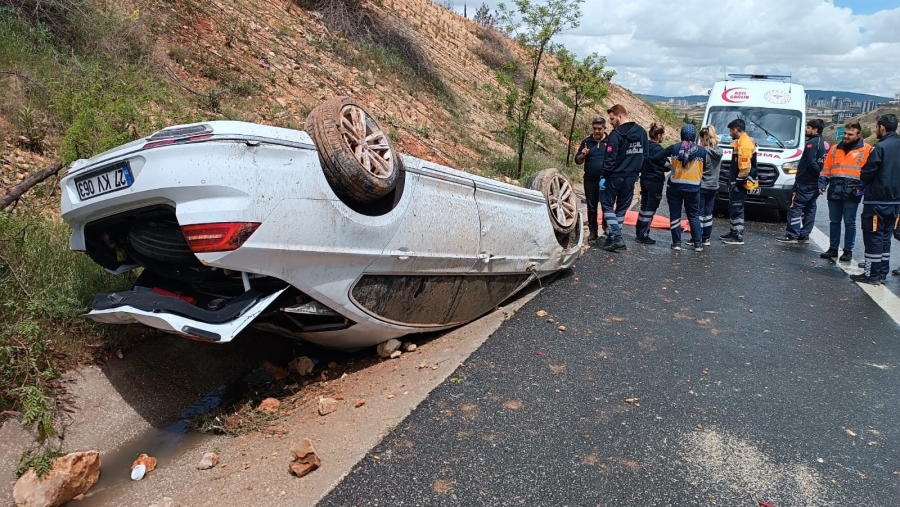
[785,134,826,239]
[600,122,648,241]
[575,135,607,237]
[859,131,900,279]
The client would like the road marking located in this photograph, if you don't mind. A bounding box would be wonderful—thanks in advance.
[809,226,900,329]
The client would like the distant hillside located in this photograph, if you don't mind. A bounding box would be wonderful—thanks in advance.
[640,90,894,105]
[806,90,893,103]
[822,106,900,145]
[638,94,707,104]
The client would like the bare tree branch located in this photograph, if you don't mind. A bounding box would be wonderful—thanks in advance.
[0,161,63,211]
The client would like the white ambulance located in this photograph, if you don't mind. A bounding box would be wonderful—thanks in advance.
[702,74,806,220]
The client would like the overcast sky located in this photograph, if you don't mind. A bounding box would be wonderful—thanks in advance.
[454,0,900,98]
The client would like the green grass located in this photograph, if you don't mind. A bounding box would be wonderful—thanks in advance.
[0,208,137,475]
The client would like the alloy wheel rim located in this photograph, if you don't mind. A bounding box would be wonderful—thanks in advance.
[547,174,577,228]
[339,104,394,179]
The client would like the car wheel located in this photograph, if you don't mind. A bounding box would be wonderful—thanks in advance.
[128,220,198,265]
[305,96,399,202]
[527,168,578,235]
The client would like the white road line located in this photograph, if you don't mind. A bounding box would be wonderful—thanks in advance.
[809,226,900,329]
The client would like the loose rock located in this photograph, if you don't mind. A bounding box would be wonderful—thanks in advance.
[389,350,402,359]
[317,397,338,416]
[131,454,157,474]
[257,398,280,415]
[13,451,101,507]
[402,342,417,352]
[288,356,315,376]
[355,399,366,408]
[377,339,402,358]
[262,361,289,381]
[536,310,548,317]
[197,452,219,470]
[289,439,321,478]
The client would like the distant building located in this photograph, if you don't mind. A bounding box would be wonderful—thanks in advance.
[832,111,855,123]
[862,100,877,113]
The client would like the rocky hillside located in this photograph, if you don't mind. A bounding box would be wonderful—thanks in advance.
[0,0,676,188]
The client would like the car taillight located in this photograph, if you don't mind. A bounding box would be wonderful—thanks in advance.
[181,222,260,253]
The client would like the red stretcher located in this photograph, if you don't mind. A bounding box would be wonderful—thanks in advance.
[600,210,691,231]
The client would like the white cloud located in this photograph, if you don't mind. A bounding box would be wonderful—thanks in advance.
[459,0,900,96]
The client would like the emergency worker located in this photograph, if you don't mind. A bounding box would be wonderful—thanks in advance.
[600,104,648,252]
[777,119,826,244]
[574,117,607,242]
[635,123,668,245]
[818,122,871,262]
[654,124,706,251]
[851,113,900,284]
[720,119,758,245]
[698,125,723,245]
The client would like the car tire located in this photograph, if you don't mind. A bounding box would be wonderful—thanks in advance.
[305,96,399,203]
[527,168,579,235]
[128,220,198,265]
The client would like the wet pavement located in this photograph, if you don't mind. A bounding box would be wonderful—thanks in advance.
[319,205,900,506]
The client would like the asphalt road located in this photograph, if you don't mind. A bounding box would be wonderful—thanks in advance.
[319,205,900,506]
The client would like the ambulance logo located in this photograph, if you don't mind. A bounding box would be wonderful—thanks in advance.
[764,90,791,104]
[722,87,750,103]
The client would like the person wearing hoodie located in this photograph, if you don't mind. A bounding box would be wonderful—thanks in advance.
[654,124,706,251]
[574,117,608,242]
[851,113,900,284]
[817,121,871,262]
[600,104,649,252]
[635,123,668,245]
[698,125,723,245]
[777,119,827,244]
[720,119,758,245]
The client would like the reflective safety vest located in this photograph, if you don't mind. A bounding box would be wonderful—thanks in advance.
[670,158,704,186]
[822,142,871,180]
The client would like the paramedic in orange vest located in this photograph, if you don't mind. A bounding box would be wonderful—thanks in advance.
[720,119,758,245]
[817,121,871,262]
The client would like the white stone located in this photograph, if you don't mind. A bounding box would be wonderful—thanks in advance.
[377,339,402,358]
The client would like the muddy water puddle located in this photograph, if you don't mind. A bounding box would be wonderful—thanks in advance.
[70,383,236,506]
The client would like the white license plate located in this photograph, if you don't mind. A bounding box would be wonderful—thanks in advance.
[748,187,761,195]
[75,164,133,200]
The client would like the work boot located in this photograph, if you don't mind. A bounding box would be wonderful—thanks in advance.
[858,261,866,268]
[775,234,798,244]
[797,236,810,243]
[635,236,656,245]
[670,243,682,251]
[722,234,744,245]
[604,237,627,252]
[839,250,853,262]
[719,231,736,240]
[819,248,838,259]
[892,267,900,276]
[587,231,599,242]
[693,242,704,252]
[849,273,884,285]
[603,236,614,249]
[702,237,711,246]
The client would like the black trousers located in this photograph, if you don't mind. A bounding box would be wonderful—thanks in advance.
[584,174,601,234]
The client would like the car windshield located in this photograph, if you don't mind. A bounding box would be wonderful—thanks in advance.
[706,106,803,149]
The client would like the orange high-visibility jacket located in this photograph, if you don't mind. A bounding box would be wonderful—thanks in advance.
[821,141,872,180]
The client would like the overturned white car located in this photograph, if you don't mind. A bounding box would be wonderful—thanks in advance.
[59,97,582,349]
